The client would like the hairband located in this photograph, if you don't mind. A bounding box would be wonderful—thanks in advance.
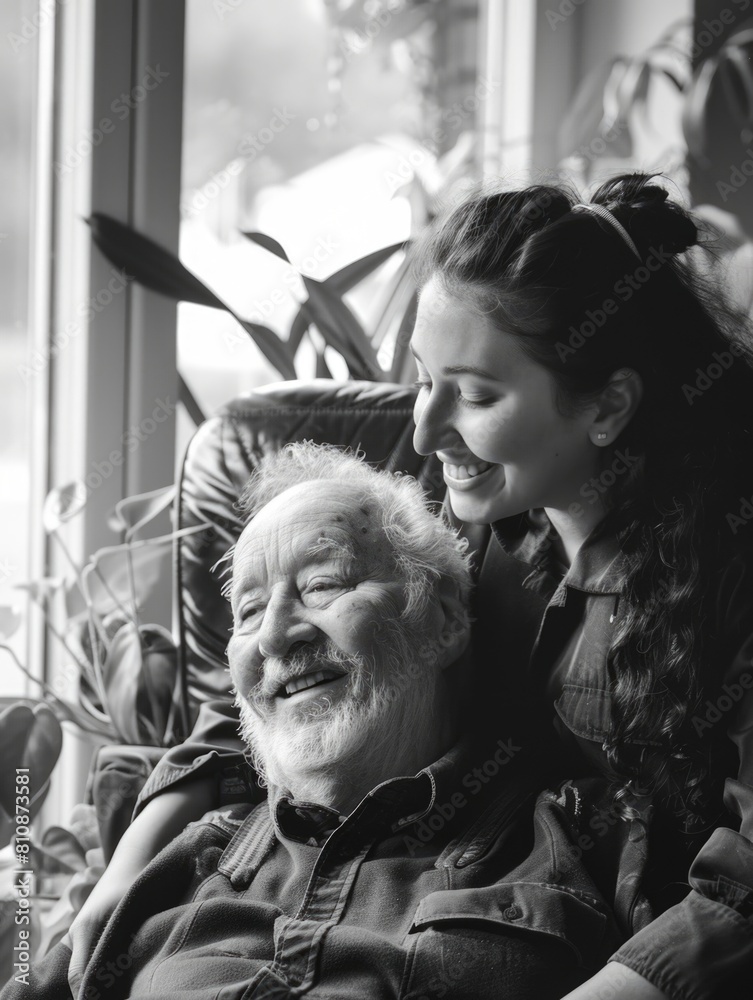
[571,203,641,260]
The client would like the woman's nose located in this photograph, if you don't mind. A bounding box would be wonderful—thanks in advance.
[413,389,457,457]
[257,590,317,659]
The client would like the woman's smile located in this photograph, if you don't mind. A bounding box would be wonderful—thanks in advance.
[440,457,503,492]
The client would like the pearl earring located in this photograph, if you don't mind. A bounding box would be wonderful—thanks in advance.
[597,432,607,441]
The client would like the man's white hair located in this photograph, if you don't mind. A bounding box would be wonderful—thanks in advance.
[237,441,472,628]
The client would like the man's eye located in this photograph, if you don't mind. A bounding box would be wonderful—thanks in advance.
[307,581,340,594]
[413,378,432,393]
[303,580,346,602]
[237,605,260,622]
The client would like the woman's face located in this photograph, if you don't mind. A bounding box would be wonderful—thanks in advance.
[411,276,602,525]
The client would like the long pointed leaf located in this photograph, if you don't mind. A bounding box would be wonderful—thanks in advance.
[241,231,291,262]
[87,213,223,309]
[287,309,310,356]
[325,242,407,294]
[235,318,297,379]
[179,373,206,427]
[244,230,383,379]
[88,214,297,380]
[301,276,382,380]
[107,485,175,538]
[315,349,334,378]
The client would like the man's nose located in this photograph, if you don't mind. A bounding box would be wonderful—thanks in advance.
[257,590,317,659]
[413,388,456,457]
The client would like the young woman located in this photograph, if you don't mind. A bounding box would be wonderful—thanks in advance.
[67,174,753,1000]
[405,172,753,999]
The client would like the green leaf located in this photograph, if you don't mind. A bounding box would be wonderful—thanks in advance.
[40,825,88,873]
[0,702,62,824]
[0,605,22,641]
[235,318,298,380]
[103,623,177,745]
[315,349,334,378]
[286,244,408,367]
[242,231,291,262]
[87,213,222,309]
[87,214,297,380]
[244,230,383,379]
[319,241,407,294]
[287,309,309,356]
[43,482,88,533]
[301,276,382,380]
[107,485,176,538]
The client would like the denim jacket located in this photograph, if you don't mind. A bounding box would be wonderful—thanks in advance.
[9,741,654,1000]
[136,510,753,1000]
[469,510,753,999]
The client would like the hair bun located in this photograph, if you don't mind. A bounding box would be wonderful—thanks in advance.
[591,173,698,256]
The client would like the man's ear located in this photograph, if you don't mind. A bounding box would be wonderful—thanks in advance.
[429,574,471,671]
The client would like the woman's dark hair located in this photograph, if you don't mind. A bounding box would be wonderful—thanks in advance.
[411,172,753,809]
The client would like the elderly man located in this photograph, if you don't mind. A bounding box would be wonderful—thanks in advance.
[4,444,647,1000]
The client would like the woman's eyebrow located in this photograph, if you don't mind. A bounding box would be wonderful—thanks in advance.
[410,347,502,382]
[442,364,503,380]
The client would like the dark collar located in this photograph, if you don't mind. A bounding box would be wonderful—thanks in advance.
[273,738,491,847]
[492,509,627,596]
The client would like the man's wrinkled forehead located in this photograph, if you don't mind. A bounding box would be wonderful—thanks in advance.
[230,480,388,589]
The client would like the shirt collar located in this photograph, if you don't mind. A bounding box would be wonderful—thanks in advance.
[273,737,485,847]
[492,509,627,596]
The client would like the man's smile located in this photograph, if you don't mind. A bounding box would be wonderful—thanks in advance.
[278,667,346,699]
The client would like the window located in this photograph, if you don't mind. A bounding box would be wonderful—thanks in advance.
[0,1,45,695]
[177,0,454,433]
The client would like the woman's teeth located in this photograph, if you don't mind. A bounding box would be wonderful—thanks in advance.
[445,461,492,480]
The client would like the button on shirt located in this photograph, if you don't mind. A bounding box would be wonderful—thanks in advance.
[37,739,649,1000]
[134,508,753,999]
[470,509,753,999]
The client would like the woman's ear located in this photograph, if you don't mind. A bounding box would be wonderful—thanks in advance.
[588,368,643,446]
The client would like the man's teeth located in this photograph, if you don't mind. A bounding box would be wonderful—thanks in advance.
[445,461,492,481]
[284,670,341,696]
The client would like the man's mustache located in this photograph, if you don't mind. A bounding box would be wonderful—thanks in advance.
[252,640,367,702]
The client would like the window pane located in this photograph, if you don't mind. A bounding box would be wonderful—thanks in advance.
[178,0,445,438]
[0,2,39,695]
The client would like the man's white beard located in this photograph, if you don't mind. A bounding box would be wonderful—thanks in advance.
[236,624,440,802]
